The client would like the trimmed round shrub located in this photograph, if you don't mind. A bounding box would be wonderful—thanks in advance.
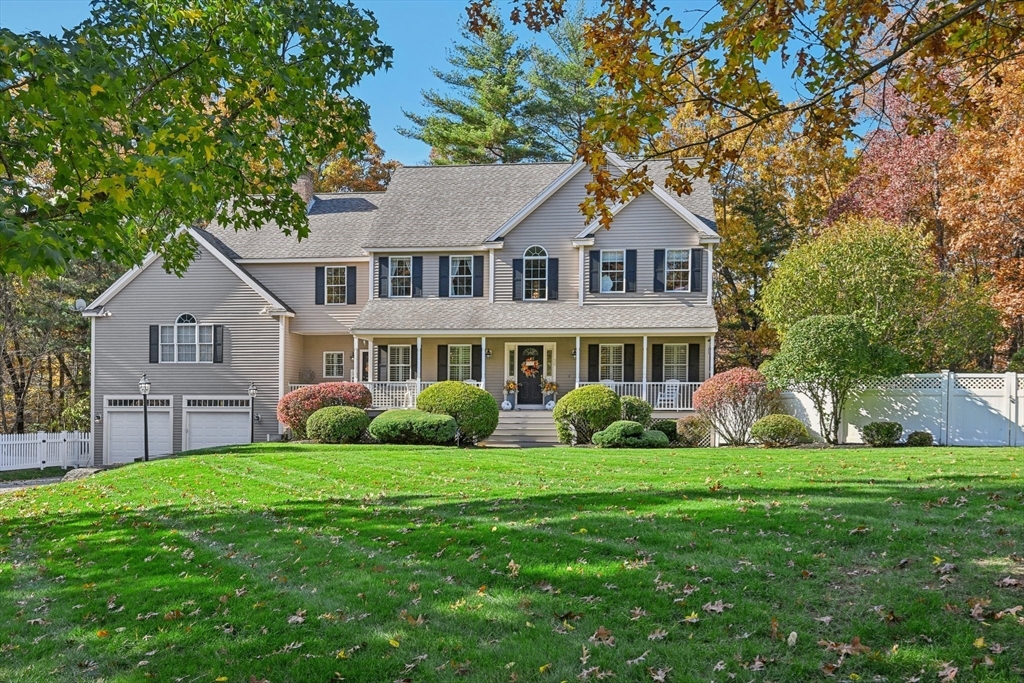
[277,382,372,439]
[416,381,499,445]
[750,414,810,448]
[368,409,457,445]
[905,430,934,447]
[860,421,903,447]
[552,384,621,445]
[676,415,712,448]
[593,420,669,448]
[693,367,780,445]
[306,406,370,444]
[649,419,678,443]
[620,396,653,427]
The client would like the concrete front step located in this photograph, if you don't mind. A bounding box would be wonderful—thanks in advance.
[484,410,560,447]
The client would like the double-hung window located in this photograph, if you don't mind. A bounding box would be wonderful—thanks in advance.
[599,344,624,382]
[666,249,691,292]
[160,313,213,363]
[389,257,412,298]
[600,250,625,293]
[388,345,412,381]
[325,267,347,304]
[662,344,689,381]
[448,345,473,381]
[450,256,473,297]
[324,352,345,378]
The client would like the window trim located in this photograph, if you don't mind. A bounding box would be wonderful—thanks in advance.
[388,256,413,298]
[324,266,348,305]
[448,344,473,381]
[664,248,691,293]
[599,249,626,294]
[599,343,624,382]
[323,351,346,379]
[449,255,474,298]
[160,313,214,364]
[662,343,689,381]
[387,344,413,382]
[523,245,548,301]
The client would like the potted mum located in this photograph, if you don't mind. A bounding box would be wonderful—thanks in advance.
[502,378,518,410]
[542,378,559,409]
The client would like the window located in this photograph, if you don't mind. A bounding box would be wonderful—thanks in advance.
[160,313,214,363]
[524,246,547,300]
[450,256,473,297]
[325,267,347,304]
[324,352,345,378]
[448,345,473,381]
[600,250,625,293]
[599,344,624,382]
[663,344,689,381]
[666,249,691,292]
[388,345,412,381]
[389,257,412,298]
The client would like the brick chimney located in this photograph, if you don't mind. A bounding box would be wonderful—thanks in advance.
[292,170,315,206]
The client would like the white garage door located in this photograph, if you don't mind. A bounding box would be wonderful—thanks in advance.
[185,410,250,451]
[106,410,173,464]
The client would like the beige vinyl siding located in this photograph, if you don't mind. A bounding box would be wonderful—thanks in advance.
[284,328,303,390]
[299,334,355,382]
[372,254,490,300]
[586,193,709,304]
[92,243,280,464]
[245,261,369,334]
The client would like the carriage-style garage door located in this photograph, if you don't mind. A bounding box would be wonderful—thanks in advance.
[104,396,173,464]
[182,397,251,451]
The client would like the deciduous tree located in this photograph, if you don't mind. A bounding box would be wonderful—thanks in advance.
[313,131,400,193]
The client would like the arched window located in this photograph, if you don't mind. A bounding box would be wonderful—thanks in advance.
[524,246,547,300]
[160,313,214,363]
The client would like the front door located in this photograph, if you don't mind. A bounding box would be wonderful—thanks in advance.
[358,349,370,382]
[517,345,544,405]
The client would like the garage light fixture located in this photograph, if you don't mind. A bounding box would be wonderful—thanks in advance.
[248,383,258,443]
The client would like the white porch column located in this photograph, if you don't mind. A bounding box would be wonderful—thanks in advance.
[709,336,716,377]
[575,335,581,389]
[641,335,648,400]
[368,338,375,381]
[481,336,487,390]
[352,336,360,381]
[416,337,423,393]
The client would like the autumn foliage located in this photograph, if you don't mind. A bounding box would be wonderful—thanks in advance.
[693,368,779,446]
[277,382,372,439]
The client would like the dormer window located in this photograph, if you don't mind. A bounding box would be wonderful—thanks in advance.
[524,246,547,300]
[160,314,214,363]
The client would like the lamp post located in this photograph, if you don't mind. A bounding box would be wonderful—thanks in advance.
[138,374,151,462]
[248,382,258,443]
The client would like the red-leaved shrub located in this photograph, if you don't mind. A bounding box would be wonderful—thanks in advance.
[277,382,372,438]
[693,367,780,445]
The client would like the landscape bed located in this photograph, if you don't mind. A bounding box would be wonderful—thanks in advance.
[1,444,1022,682]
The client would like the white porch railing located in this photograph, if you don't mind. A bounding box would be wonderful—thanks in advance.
[579,381,702,411]
[288,380,482,409]
[0,430,91,471]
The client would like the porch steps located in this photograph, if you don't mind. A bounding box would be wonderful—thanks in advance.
[484,410,560,447]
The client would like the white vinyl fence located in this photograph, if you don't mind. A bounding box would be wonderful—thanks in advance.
[0,431,92,471]
[781,372,1024,446]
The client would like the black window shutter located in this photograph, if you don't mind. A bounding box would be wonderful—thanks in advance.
[439,256,449,297]
[651,343,664,382]
[653,250,665,292]
[512,259,524,301]
[688,343,700,382]
[346,266,357,305]
[315,266,325,305]
[437,344,448,381]
[691,248,703,293]
[410,343,418,377]
[378,257,389,298]
[625,250,637,293]
[587,344,599,382]
[377,345,389,381]
[548,258,559,300]
[623,344,635,382]
[213,325,224,363]
[412,256,423,297]
[589,250,600,293]
[472,255,484,297]
[149,325,159,363]
[471,344,483,382]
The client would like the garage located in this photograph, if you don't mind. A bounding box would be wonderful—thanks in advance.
[182,397,252,451]
[104,396,173,464]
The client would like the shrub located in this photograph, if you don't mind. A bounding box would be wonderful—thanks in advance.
[416,381,499,445]
[593,420,669,448]
[693,367,780,445]
[306,406,370,444]
[860,421,903,447]
[649,419,678,443]
[277,382,373,438]
[620,396,653,427]
[750,414,810,448]
[676,415,711,447]
[905,430,934,447]
[368,409,457,445]
[552,384,621,445]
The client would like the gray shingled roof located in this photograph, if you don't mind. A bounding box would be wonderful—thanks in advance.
[190,229,295,313]
[350,299,717,334]
[204,193,382,259]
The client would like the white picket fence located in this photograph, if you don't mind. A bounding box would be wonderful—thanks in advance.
[781,371,1024,446]
[0,431,92,471]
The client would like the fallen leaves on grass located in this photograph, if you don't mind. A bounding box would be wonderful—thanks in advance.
[701,600,733,614]
[589,626,615,647]
[818,636,870,656]
[287,609,306,625]
[647,628,667,640]
[937,662,958,681]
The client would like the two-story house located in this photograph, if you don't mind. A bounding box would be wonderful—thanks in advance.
[84,153,719,463]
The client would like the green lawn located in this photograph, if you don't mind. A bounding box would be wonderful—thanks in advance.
[0,466,67,483]
[1,445,1022,683]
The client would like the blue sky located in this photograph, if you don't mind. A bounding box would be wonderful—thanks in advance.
[0,0,787,165]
